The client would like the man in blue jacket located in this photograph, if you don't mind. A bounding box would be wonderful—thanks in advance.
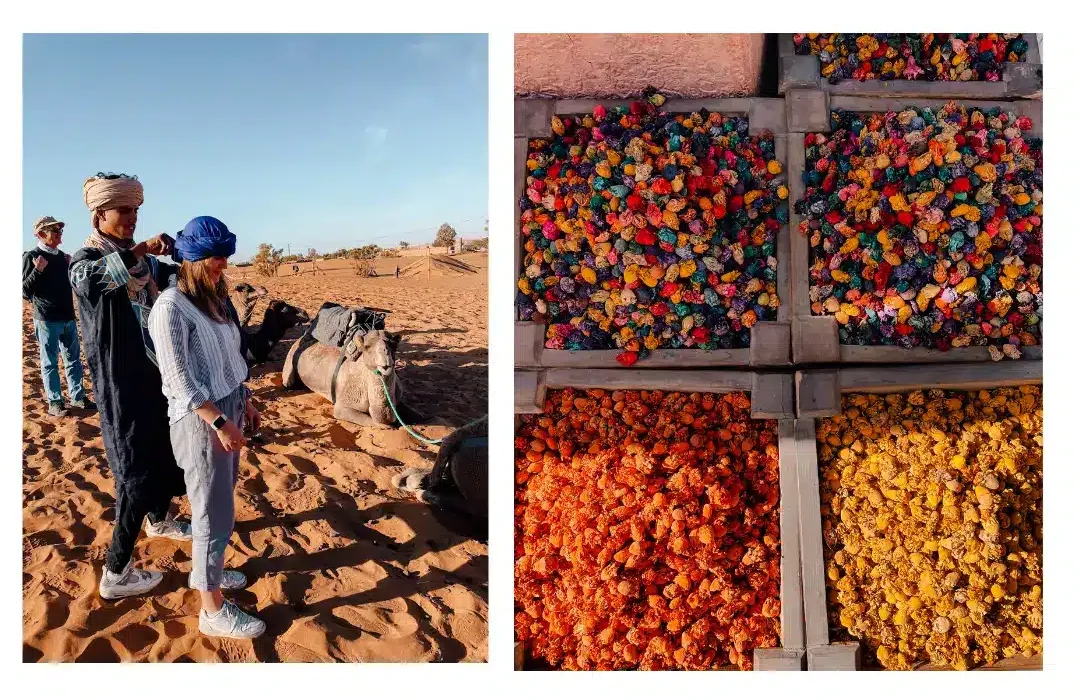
[22,216,95,417]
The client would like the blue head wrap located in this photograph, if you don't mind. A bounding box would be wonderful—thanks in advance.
[172,216,237,262]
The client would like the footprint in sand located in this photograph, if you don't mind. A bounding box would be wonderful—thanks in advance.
[23,420,55,441]
[243,472,269,495]
[75,636,122,662]
[113,623,160,656]
[326,423,357,449]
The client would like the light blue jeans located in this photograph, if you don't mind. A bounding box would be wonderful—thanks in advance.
[171,385,245,591]
[33,319,86,405]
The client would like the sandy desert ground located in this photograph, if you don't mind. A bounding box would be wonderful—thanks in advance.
[22,253,488,663]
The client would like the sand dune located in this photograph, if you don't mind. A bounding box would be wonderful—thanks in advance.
[23,254,488,663]
[255,251,484,280]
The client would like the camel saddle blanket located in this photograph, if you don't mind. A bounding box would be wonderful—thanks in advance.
[306,301,386,360]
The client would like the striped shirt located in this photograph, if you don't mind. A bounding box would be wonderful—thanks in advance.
[148,287,248,423]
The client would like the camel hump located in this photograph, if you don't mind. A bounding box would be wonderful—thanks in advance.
[449,437,488,519]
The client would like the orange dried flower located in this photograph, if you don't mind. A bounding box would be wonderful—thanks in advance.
[514,389,781,670]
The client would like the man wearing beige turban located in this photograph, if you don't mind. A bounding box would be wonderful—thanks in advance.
[70,173,193,600]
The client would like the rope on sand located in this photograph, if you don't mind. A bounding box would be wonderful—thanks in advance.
[372,369,486,446]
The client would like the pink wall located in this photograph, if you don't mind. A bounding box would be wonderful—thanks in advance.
[515,34,767,98]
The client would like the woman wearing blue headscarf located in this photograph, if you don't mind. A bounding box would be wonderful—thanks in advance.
[148,216,266,639]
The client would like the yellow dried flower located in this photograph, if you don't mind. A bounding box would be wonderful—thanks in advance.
[818,386,1042,670]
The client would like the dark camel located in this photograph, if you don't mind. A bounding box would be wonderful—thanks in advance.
[230,282,310,365]
[395,417,487,522]
[245,300,310,364]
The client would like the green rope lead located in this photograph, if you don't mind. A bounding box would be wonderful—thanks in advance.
[373,369,486,446]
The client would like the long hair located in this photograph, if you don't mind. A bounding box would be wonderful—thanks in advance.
[177,258,229,323]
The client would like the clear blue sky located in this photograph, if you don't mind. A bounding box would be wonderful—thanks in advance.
[23,34,488,260]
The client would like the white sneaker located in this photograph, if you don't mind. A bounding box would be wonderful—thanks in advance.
[199,600,266,639]
[145,516,192,541]
[99,561,163,600]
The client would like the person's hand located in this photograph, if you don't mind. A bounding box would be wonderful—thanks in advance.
[244,398,261,433]
[33,256,48,272]
[215,419,247,452]
[143,233,175,257]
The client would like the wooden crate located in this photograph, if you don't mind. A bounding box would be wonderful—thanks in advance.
[778,34,1042,100]
[514,369,804,670]
[792,361,1043,670]
[785,91,1043,365]
[514,98,793,370]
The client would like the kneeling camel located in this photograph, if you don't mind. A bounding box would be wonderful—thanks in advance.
[282,330,425,428]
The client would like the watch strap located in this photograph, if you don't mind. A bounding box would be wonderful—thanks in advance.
[212,414,227,430]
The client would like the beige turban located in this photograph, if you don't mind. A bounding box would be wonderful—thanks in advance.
[83,175,144,229]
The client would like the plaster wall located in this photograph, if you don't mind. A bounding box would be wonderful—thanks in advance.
[515,34,767,98]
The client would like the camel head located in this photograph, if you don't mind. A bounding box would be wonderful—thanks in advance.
[357,330,402,377]
[232,282,269,328]
[233,282,268,299]
[265,299,310,331]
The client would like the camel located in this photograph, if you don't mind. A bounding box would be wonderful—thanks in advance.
[282,329,425,427]
[395,417,487,522]
[230,282,310,365]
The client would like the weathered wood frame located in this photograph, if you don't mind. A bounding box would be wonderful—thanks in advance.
[778,34,1042,100]
[515,368,794,420]
[514,98,793,370]
[793,361,1043,670]
[784,91,1043,365]
[513,369,805,670]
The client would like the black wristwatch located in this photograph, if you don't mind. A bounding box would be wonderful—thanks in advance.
[212,414,227,430]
